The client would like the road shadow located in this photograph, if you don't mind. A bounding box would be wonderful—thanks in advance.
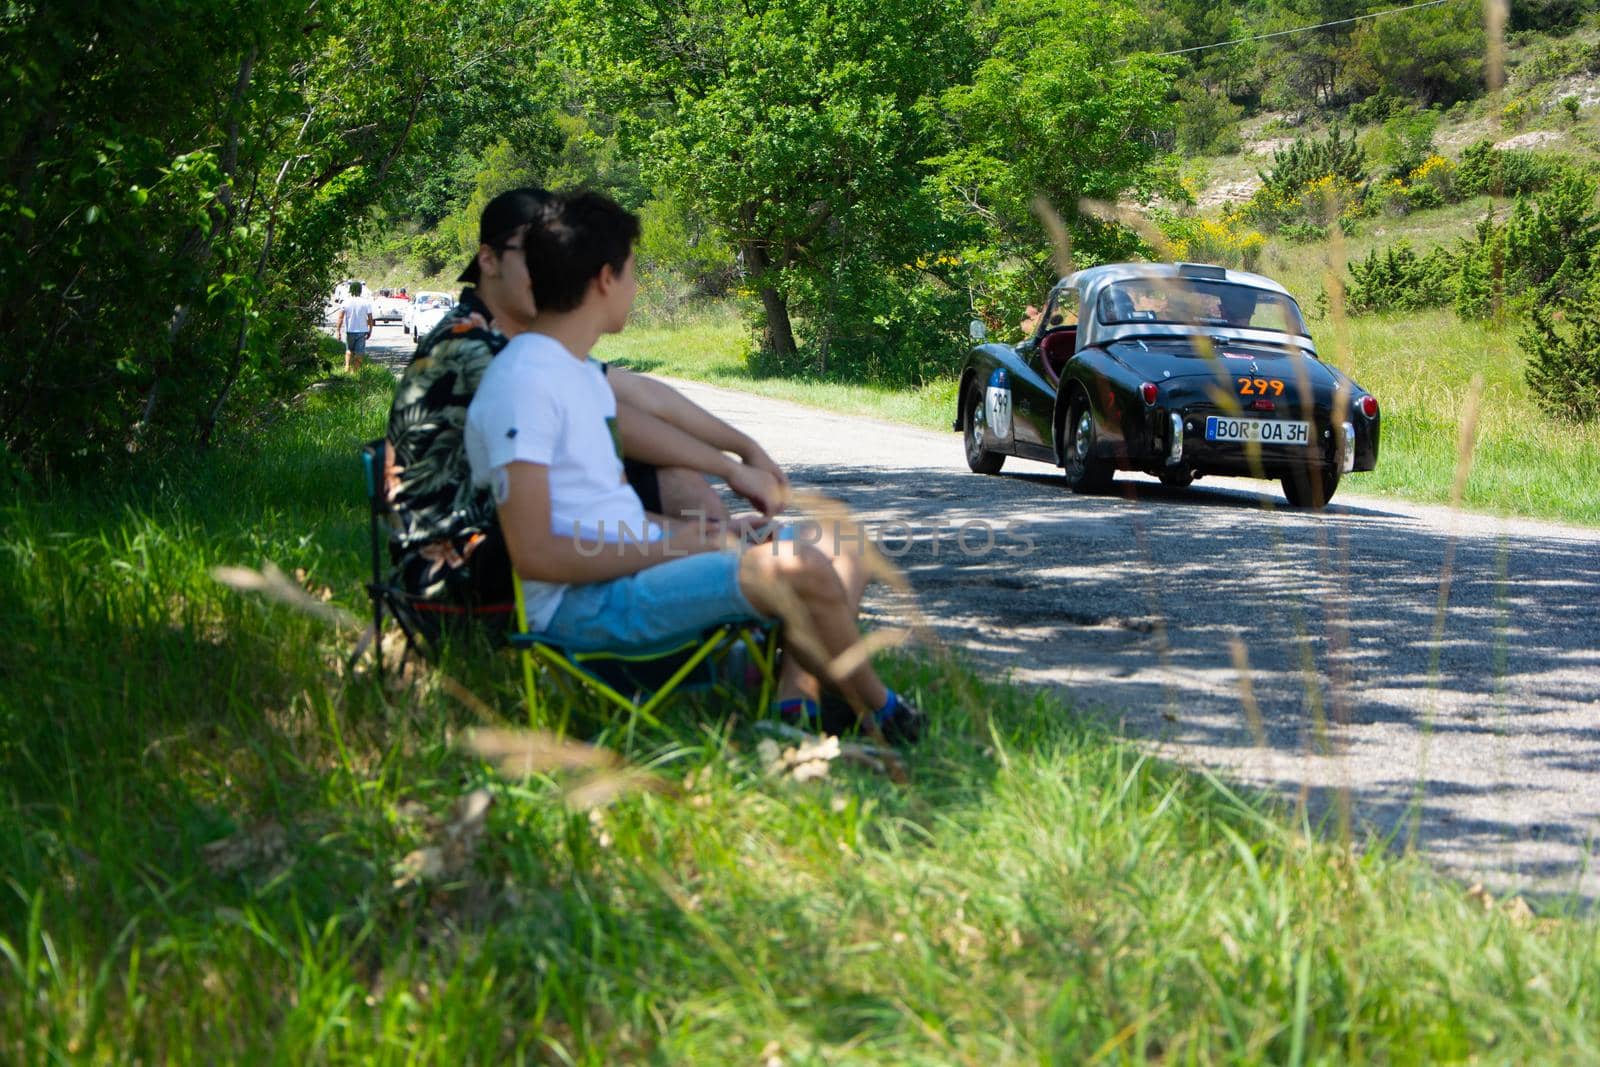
[765,458,1600,899]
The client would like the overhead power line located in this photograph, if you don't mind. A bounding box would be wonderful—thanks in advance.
[1140,0,1465,59]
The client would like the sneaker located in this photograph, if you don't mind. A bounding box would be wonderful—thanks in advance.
[777,697,858,737]
[875,694,926,746]
[819,692,927,746]
[780,694,927,746]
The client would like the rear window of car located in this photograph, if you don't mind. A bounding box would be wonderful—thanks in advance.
[1097,280,1308,337]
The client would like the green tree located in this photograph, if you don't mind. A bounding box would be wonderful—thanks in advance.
[923,0,1176,321]
[556,0,975,365]
[1503,171,1600,307]
[1128,0,1261,103]
[1522,279,1600,423]
[1176,78,1245,154]
[0,0,547,474]
[1350,1,1484,107]
[1264,0,1366,107]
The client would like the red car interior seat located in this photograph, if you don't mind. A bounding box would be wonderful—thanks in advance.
[1039,326,1076,386]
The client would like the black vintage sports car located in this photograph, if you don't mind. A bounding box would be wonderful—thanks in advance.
[954,262,1380,508]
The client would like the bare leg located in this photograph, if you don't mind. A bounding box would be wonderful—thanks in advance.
[654,467,730,524]
[656,472,875,704]
[738,542,889,713]
[770,519,874,704]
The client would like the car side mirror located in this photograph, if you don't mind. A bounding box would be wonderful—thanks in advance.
[969,319,987,342]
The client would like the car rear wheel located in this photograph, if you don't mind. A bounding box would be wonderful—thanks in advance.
[1281,466,1339,508]
[1061,393,1114,493]
[963,380,1005,475]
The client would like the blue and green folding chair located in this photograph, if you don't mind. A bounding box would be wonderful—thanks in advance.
[506,550,781,728]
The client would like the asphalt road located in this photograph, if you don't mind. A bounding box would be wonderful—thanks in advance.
[365,326,1600,899]
[660,376,1600,901]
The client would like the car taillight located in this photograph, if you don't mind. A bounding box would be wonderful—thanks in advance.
[1140,381,1158,405]
[1359,395,1379,418]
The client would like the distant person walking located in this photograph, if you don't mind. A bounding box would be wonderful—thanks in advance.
[336,281,374,373]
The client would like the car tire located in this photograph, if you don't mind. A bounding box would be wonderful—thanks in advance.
[963,380,1005,475]
[1281,466,1339,508]
[1159,469,1195,489]
[1061,393,1114,493]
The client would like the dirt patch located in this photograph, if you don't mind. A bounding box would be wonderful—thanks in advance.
[1542,75,1600,111]
[1494,129,1564,151]
[1242,137,1296,158]
[1197,177,1262,211]
[1436,117,1494,154]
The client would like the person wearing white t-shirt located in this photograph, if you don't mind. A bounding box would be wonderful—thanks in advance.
[464,191,924,743]
[335,281,375,372]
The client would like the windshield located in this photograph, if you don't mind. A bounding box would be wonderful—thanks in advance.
[1096,279,1308,336]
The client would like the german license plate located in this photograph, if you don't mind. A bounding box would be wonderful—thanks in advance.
[1205,416,1309,445]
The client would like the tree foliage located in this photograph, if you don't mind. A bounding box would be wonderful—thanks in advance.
[923,0,1176,325]
[0,0,547,475]
[1522,283,1600,423]
[1349,1,1484,107]
[554,0,975,369]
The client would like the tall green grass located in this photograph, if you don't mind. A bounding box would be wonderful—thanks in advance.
[4,373,1600,1060]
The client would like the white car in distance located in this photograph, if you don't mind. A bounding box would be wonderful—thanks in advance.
[405,291,457,338]
[370,289,410,327]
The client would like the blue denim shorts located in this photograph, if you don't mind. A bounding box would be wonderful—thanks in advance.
[345,331,369,354]
[531,550,764,654]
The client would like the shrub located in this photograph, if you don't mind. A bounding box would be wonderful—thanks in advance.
[1501,97,1533,130]
[1346,241,1458,313]
[1502,170,1600,305]
[1454,211,1506,320]
[1157,211,1266,270]
[1367,110,1440,181]
[1348,91,1406,126]
[1562,96,1582,121]
[1455,139,1560,197]
[1403,182,1445,211]
[1517,36,1600,83]
[1258,125,1368,200]
[1521,285,1600,422]
[1245,126,1369,231]
[1409,154,1458,201]
[1278,222,1327,243]
[1373,178,1445,216]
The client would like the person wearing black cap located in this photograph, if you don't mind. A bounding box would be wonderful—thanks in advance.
[384,187,788,608]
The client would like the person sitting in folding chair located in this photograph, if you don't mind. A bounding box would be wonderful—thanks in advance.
[383,186,788,620]
[465,191,924,743]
